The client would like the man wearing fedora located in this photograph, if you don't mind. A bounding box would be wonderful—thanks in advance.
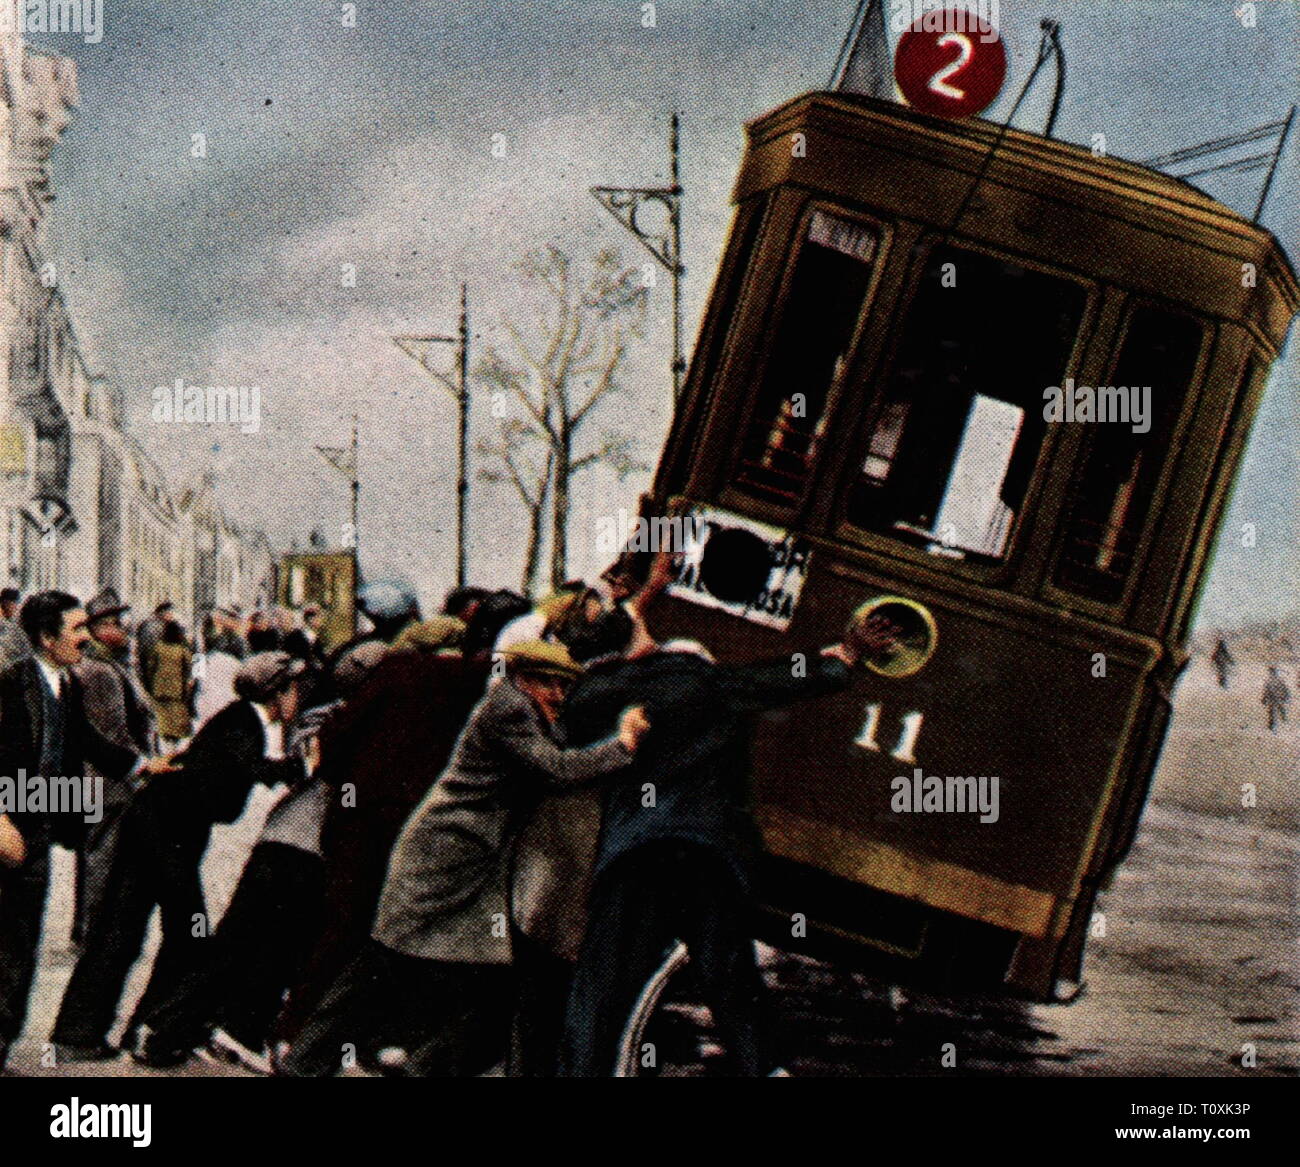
[279,639,650,1077]
[50,650,312,1062]
[70,588,156,946]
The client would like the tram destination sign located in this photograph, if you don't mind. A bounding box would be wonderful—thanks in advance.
[666,504,811,631]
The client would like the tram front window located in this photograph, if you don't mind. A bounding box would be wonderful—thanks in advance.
[847,245,1086,560]
[735,210,879,503]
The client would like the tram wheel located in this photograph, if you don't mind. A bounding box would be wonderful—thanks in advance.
[614,940,691,1077]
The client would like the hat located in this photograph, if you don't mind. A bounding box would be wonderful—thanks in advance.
[333,639,388,696]
[390,616,465,654]
[502,639,582,680]
[85,587,130,623]
[234,650,307,702]
[357,578,420,622]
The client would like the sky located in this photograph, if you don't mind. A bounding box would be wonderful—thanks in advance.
[31,0,1300,627]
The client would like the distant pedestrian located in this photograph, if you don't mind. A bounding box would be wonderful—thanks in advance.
[0,587,27,673]
[134,600,173,691]
[149,621,194,748]
[1210,637,1234,690]
[1262,666,1289,732]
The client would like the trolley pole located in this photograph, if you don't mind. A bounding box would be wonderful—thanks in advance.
[591,114,686,407]
[394,283,472,589]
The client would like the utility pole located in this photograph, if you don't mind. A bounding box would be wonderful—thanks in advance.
[591,114,685,405]
[349,414,359,579]
[314,413,361,579]
[394,282,471,588]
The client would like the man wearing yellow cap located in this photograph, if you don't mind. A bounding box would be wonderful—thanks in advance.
[279,639,649,1077]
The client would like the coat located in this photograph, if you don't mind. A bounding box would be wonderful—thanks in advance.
[76,643,155,757]
[277,651,493,1038]
[569,649,852,886]
[0,656,139,846]
[142,698,305,834]
[149,641,193,739]
[371,677,632,965]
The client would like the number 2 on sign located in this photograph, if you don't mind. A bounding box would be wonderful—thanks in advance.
[854,703,924,765]
[929,32,973,100]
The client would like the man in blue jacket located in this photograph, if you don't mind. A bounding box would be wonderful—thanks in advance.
[557,605,893,1076]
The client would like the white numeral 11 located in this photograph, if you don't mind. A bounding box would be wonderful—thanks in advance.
[854,703,924,765]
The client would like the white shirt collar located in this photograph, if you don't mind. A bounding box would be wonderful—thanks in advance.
[36,655,67,696]
[251,701,284,759]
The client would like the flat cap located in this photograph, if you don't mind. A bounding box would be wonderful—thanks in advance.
[390,616,465,653]
[234,650,306,702]
[357,578,420,622]
[502,639,582,680]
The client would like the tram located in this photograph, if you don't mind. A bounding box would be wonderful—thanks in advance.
[637,88,1299,1007]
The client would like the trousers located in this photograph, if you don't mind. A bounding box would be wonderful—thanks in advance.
[52,803,209,1048]
[559,840,766,1077]
[279,939,512,1077]
[0,824,52,1046]
[138,842,324,1054]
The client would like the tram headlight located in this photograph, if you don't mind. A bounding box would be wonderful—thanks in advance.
[849,596,938,678]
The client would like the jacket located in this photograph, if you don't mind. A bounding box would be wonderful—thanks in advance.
[0,656,139,845]
[372,677,631,965]
[566,650,852,888]
[139,698,304,832]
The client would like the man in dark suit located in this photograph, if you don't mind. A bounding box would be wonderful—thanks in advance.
[49,651,309,1061]
[0,591,169,1072]
[556,605,895,1076]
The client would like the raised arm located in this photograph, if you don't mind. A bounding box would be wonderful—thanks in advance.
[493,693,642,788]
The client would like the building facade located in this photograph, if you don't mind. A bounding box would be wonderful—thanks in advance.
[0,15,275,629]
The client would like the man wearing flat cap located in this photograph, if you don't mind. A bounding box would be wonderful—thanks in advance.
[280,640,650,1077]
[70,588,156,946]
[51,651,314,1061]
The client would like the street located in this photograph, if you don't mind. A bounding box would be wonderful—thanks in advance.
[6,656,1298,1077]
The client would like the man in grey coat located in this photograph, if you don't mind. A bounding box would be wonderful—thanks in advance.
[279,639,649,1077]
[71,588,156,945]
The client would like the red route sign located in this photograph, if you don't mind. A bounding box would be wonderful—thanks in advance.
[894,9,1006,118]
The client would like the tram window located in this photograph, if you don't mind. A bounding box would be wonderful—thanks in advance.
[734,210,879,503]
[846,245,1086,560]
[1053,308,1203,603]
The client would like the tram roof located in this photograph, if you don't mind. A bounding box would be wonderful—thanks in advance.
[741,91,1299,327]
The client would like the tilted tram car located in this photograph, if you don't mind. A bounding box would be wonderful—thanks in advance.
[638,89,1298,1006]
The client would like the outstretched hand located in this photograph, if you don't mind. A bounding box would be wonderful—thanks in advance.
[828,612,901,669]
[140,754,183,777]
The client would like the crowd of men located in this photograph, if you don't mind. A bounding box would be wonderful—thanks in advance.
[0,556,895,1077]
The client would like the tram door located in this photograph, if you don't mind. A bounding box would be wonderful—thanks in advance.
[644,92,1299,999]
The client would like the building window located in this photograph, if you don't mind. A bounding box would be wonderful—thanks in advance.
[733,210,880,503]
[846,244,1087,561]
[1052,307,1204,603]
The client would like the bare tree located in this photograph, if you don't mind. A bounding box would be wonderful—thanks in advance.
[477,245,649,589]
[475,419,553,597]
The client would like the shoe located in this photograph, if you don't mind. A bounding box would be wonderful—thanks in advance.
[127,1025,189,1069]
[53,1041,118,1064]
[208,1028,272,1076]
[374,1046,409,1078]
